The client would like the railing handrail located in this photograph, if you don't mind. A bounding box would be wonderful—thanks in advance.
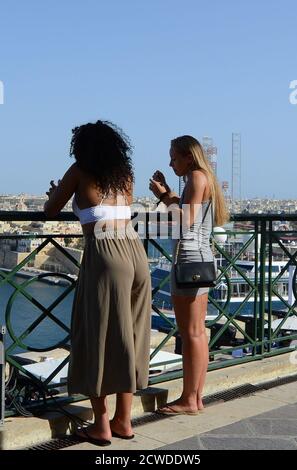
[0,210,297,222]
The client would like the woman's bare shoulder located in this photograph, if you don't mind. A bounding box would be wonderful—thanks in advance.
[69,162,83,176]
[70,163,94,185]
[189,170,208,187]
[191,169,207,180]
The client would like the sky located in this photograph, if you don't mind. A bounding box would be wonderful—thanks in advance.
[0,0,296,199]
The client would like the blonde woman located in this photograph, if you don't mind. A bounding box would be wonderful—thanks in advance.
[149,135,228,414]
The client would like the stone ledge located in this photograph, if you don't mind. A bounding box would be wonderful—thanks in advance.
[1,387,167,450]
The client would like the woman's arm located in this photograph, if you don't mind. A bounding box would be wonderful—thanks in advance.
[149,178,180,206]
[44,163,80,218]
[150,170,180,205]
[157,188,180,206]
[181,171,207,228]
[155,171,207,229]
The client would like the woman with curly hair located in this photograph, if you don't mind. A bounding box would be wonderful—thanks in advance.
[44,120,151,446]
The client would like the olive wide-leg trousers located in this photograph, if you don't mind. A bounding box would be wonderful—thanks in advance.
[68,225,152,397]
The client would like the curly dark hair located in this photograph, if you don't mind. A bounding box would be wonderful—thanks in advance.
[70,120,134,194]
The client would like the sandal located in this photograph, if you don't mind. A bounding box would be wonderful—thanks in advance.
[111,430,135,440]
[156,405,199,416]
[74,427,111,446]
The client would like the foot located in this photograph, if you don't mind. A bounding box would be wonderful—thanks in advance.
[110,418,134,439]
[157,399,198,415]
[75,423,112,442]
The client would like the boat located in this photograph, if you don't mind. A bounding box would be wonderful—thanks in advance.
[150,257,292,325]
[0,266,77,286]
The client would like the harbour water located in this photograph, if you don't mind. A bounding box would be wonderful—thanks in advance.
[0,276,73,353]
[0,238,173,353]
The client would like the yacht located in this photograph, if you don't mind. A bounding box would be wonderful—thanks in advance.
[150,257,291,329]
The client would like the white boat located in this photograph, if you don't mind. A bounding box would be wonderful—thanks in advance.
[0,266,77,286]
[150,257,292,329]
[15,349,183,387]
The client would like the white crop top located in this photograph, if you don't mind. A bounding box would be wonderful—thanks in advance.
[72,193,131,225]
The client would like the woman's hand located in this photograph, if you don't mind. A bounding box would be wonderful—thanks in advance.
[44,164,79,218]
[152,170,167,186]
[153,170,171,193]
[46,180,61,199]
[149,178,167,199]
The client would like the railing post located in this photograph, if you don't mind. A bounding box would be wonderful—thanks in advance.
[0,326,5,428]
[267,220,273,352]
[258,220,267,355]
[253,220,259,355]
[143,212,149,256]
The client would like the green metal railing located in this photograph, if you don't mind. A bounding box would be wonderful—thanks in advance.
[1,211,297,415]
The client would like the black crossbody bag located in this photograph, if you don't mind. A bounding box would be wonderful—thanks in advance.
[174,201,217,288]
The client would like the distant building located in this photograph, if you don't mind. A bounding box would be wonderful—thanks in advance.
[222,181,229,198]
[15,196,28,211]
[202,136,218,175]
[178,177,186,196]
[16,233,42,252]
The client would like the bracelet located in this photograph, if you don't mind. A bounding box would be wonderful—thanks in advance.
[155,191,169,208]
[158,191,169,202]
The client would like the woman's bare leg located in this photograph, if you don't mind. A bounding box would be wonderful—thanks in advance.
[76,396,112,440]
[110,392,134,437]
[197,323,209,410]
[159,293,209,412]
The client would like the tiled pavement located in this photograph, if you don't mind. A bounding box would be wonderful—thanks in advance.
[64,381,297,451]
[160,402,297,450]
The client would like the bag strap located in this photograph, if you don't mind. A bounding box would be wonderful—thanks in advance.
[201,200,214,262]
[174,200,212,265]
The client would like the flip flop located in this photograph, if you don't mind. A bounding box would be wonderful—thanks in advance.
[111,430,135,440]
[156,405,199,416]
[74,428,111,447]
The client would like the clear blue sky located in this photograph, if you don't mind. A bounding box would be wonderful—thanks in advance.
[0,0,296,198]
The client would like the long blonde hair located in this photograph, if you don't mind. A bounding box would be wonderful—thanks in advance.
[171,135,229,226]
